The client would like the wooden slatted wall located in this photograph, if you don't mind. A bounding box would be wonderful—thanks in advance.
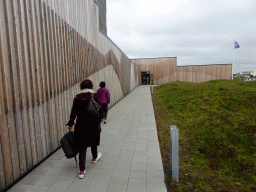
[132,58,232,84]
[177,64,232,83]
[0,0,139,189]
[132,57,177,85]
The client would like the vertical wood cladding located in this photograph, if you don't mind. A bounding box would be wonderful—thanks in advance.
[132,58,232,84]
[132,57,177,85]
[176,64,232,83]
[0,0,138,190]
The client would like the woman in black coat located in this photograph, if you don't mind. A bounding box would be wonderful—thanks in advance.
[66,79,103,179]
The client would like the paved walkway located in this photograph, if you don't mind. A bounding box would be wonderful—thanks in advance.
[7,85,167,192]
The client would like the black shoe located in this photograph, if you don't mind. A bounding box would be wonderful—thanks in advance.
[104,121,106,124]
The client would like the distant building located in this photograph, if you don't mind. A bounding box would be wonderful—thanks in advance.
[241,71,254,77]
[238,70,256,80]
[251,70,256,76]
[242,71,251,76]
[241,70,256,77]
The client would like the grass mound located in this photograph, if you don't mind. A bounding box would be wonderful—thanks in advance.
[152,79,256,192]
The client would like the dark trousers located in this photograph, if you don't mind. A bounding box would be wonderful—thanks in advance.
[101,103,108,119]
[79,146,97,171]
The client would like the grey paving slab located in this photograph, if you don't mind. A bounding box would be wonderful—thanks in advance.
[106,150,121,156]
[87,188,107,192]
[107,178,128,190]
[44,166,68,176]
[147,170,165,180]
[147,179,167,191]
[7,185,32,192]
[16,175,43,186]
[131,162,147,170]
[134,146,147,151]
[39,159,59,168]
[68,176,93,188]
[7,85,167,192]
[129,170,147,179]
[121,146,135,151]
[27,185,50,192]
[132,155,147,162]
[101,155,119,162]
[120,151,134,156]
[147,163,165,171]
[111,169,130,179]
[88,177,111,189]
[147,156,163,163]
[117,154,133,162]
[80,167,97,177]
[148,141,160,146]
[127,179,147,190]
[123,141,136,146]
[84,161,103,169]
[33,175,60,186]
[47,149,65,160]
[46,185,70,192]
[29,166,52,175]
[95,168,115,177]
[51,174,76,187]
[115,161,132,170]
[99,161,117,169]
[107,189,126,192]
[127,189,146,192]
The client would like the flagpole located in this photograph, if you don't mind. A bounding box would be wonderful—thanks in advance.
[232,43,234,80]
[233,41,240,80]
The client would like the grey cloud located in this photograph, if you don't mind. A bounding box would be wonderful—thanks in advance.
[107,0,256,73]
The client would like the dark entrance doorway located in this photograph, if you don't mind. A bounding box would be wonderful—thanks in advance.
[141,71,150,85]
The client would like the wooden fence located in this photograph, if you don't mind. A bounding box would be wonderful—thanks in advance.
[0,0,138,190]
[132,57,232,84]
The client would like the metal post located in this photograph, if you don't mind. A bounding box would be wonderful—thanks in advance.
[237,73,240,81]
[170,125,179,182]
[150,82,153,94]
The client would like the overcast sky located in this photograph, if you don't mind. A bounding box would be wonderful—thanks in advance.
[107,0,256,74]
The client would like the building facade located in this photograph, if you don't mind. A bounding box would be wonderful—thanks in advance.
[132,57,232,85]
[0,0,138,190]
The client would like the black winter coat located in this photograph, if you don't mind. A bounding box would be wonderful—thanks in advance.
[66,92,103,149]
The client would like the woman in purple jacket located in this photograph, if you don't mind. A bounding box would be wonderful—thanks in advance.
[97,81,110,124]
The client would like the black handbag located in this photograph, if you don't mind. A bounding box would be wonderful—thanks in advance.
[87,94,100,123]
[60,130,78,167]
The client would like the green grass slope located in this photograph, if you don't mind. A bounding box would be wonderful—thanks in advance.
[152,78,256,192]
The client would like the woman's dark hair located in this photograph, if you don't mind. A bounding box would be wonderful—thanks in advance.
[99,81,106,88]
[80,79,93,90]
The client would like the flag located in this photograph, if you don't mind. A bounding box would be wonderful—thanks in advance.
[234,41,240,49]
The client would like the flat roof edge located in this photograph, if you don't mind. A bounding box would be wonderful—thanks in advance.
[177,64,232,67]
[131,57,177,60]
